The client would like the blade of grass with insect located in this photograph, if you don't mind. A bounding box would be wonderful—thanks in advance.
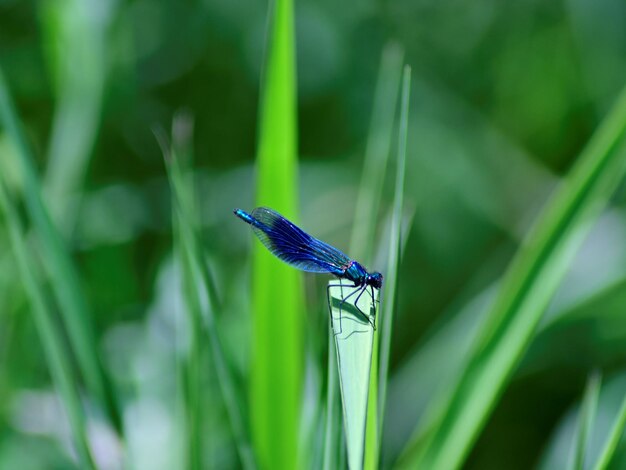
[324,43,403,470]
[251,0,302,468]
[317,45,406,470]
[329,281,377,470]
[591,391,626,470]
[398,82,626,470]
[160,124,255,470]
[373,64,411,462]
[0,177,95,469]
[570,372,601,470]
[0,68,121,432]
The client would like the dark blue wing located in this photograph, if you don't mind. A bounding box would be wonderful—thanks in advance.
[249,207,351,275]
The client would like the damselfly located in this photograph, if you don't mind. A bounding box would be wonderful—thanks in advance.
[234,207,382,330]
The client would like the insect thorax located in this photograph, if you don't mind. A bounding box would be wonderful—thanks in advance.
[343,261,368,285]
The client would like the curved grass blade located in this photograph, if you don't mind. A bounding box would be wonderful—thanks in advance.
[159,124,255,470]
[570,372,601,470]
[0,178,95,469]
[251,0,302,467]
[398,82,626,470]
[591,391,626,470]
[0,67,121,432]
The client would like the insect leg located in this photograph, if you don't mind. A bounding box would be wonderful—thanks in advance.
[334,283,373,334]
[353,286,375,330]
[370,286,378,329]
[327,281,367,336]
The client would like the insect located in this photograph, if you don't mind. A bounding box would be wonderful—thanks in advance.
[234,207,382,331]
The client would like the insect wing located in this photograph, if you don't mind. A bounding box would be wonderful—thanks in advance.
[250,207,351,275]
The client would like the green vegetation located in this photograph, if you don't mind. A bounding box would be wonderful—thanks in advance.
[1,1,626,469]
[251,0,302,468]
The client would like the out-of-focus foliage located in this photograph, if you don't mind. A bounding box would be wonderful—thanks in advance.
[1,0,626,469]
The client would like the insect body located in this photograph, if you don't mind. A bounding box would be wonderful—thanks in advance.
[234,207,382,329]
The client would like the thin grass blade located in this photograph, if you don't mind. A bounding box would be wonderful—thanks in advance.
[0,67,120,432]
[398,82,626,470]
[251,0,302,468]
[364,65,412,470]
[323,42,403,470]
[159,124,255,470]
[376,64,411,445]
[591,391,626,470]
[350,42,404,264]
[341,43,404,470]
[570,372,601,470]
[323,336,342,470]
[166,120,205,470]
[0,178,95,469]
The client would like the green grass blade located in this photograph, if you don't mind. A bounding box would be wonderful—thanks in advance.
[323,335,342,470]
[364,64,412,470]
[41,0,108,223]
[165,124,204,470]
[0,67,120,432]
[339,42,403,470]
[398,82,626,470]
[349,42,404,264]
[591,391,626,470]
[570,372,601,470]
[376,64,411,446]
[251,0,302,468]
[329,281,377,470]
[0,178,95,469]
[364,324,380,470]
[159,124,255,470]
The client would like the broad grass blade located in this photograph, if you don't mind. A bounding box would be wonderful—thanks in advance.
[398,82,626,469]
[328,280,378,470]
[251,0,302,468]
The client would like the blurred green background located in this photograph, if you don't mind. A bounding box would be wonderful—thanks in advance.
[1,0,626,469]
